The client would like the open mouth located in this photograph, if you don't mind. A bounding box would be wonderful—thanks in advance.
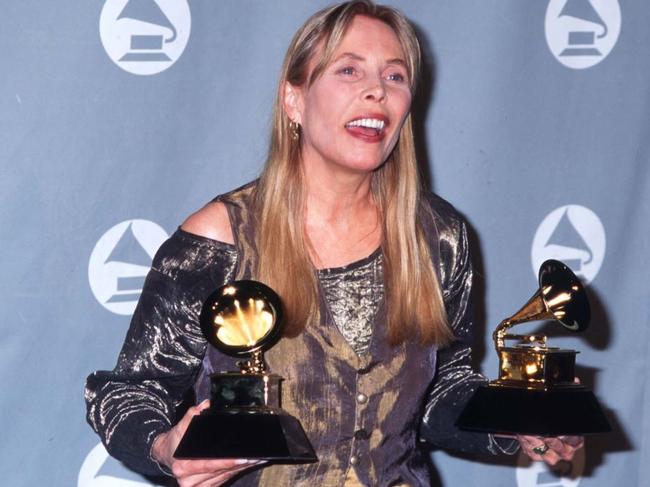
[344,117,388,141]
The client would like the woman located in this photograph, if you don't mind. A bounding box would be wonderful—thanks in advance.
[85,2,582,486]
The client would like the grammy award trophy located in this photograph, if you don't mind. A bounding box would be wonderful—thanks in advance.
[456,259,610,436]
[174,280,317,462]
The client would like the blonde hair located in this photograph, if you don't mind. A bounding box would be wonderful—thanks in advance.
[254,0,453,346]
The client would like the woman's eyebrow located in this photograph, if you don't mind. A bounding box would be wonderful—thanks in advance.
[386,58,407,67]
[333,52,365,63]
[333,52,407,67]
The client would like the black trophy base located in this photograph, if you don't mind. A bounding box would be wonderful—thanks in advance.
[174,410,318,462]
[456,385,611,436]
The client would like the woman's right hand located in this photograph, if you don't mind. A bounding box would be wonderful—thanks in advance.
[151,400,266,487]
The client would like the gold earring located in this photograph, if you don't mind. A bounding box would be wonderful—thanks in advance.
[289,121,300,141]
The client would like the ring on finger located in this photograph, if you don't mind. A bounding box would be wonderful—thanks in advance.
[532,444,549,456]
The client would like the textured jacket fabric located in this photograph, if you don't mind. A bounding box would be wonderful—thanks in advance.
[85,182,503,485]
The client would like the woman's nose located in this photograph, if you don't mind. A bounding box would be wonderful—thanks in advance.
[361,77,386,103]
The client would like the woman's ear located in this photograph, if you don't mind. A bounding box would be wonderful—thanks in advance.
[283,81,303,124]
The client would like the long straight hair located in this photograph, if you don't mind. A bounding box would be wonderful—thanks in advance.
[254,0,453,347]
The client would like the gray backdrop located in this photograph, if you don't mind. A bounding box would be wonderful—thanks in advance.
[1,1,647,486]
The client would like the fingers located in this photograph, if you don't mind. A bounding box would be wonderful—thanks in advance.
[177,465,249,487]
[180,400,211,427]
[173,458,261,476]
[543,437,575,462]
[178,467,245,487]
[559,435,585,449]
[170,400,212,449]
[174,459,266,487]
[517,434,584,466]
[195,399,211,413]
[152,403,210,468]
[518,436,561,466]
[162,402,269,486]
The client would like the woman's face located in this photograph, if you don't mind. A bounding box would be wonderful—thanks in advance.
[286,15,412,176]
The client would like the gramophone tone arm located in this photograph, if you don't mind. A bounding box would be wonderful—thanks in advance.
[493,319,513,351]
[501,334,547,347]
[494,320,548,351]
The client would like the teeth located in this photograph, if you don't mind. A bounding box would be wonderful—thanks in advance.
[346,118,385,130]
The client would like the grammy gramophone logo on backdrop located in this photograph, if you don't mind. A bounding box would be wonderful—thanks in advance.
[531,205,606,284]
[100,0,191,75]
[88,219,168,315]
[545,0,621,69]
[78,442,159,487]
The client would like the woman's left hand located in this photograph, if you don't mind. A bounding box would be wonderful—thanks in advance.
[517,434,584,465]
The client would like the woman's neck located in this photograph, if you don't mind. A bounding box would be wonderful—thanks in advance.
[302,161,381,269]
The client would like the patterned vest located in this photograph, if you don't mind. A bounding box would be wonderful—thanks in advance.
[194,183,441,486]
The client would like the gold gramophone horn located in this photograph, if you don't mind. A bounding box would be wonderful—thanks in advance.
[493,259,590,350]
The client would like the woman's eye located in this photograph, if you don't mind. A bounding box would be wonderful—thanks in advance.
[386,72,406,82]
[338,66,356,76]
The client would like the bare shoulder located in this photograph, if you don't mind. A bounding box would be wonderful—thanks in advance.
[181,201,234,244]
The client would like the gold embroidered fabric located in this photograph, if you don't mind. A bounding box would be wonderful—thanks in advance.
[318,250,383,356]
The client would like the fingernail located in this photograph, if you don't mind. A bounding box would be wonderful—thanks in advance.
[235,459,267,465]
[235,459,259,465]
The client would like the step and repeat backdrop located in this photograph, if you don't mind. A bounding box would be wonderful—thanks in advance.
[1,1,648,486]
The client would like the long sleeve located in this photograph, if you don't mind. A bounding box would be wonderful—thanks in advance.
[84,229,237,475]
[420,216,518,455]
